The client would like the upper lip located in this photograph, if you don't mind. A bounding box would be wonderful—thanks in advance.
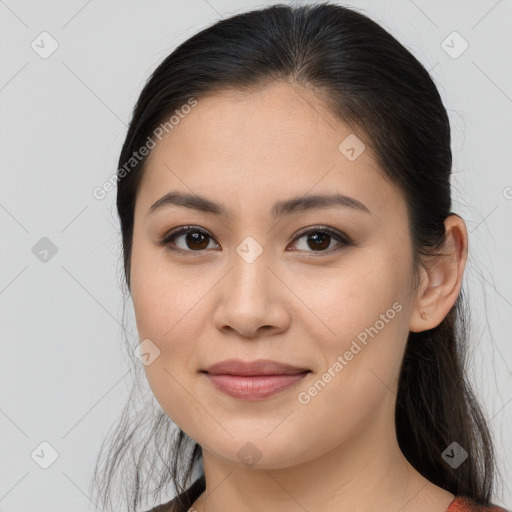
[201,359,311,376]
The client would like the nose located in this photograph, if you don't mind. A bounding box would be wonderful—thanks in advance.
[212,250,290,339]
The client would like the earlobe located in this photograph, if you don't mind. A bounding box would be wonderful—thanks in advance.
[409,215,468,333]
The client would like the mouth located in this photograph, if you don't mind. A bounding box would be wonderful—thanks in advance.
[201,358,311,376]
[200,359,311,400]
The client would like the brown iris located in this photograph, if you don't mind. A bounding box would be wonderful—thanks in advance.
[305,232,331,251]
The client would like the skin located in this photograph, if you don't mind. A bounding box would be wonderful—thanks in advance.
[129,81,468,512]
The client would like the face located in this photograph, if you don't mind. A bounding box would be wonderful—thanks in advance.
[130,81,418,469]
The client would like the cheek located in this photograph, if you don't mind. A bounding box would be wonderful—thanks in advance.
[290,299,408,460]
[132,275,207,433]
[130,246,214,430]
[130,237,198,342]
[296,250,408,343]
[131,273,204,368]
[294,249,411,400]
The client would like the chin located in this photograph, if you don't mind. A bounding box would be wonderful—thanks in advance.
[199,433,317,470]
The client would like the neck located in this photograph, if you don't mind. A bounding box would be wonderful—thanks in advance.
[191,404,454,512]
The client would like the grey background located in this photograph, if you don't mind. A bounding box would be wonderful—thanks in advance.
[0,0,511,510]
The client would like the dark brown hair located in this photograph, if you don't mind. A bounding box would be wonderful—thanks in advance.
[90,3,498,510]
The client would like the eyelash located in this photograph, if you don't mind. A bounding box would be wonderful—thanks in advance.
[158,225,352,256]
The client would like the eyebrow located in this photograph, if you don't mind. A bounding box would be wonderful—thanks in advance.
[148,191,372,218]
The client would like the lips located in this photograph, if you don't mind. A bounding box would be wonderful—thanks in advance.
[200,359,311,400]
[201,358,310,376]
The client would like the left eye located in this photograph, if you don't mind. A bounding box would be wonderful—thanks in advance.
[290,228,350,253]
[159,226,350,254]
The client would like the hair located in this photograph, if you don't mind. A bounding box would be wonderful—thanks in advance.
[90,2,498,511]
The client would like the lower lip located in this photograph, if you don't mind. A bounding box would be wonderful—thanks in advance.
[204,372,310,400]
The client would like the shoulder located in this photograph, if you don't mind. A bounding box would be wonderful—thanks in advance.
[143,496,188,512]
[142,475,206,512]
[142,498,176,512]
[447,496,510,512]
[142,495,194,512]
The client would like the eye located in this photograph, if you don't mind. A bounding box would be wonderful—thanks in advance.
[159,226,219,254]
[288,226,351,254]
[158,225,351,255]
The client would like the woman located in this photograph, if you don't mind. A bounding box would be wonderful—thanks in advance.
[91,3,510,512]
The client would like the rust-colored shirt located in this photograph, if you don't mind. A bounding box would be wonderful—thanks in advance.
[145,477,510,512]
[447,497,509,511]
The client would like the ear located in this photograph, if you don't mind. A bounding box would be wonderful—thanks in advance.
[409,214,468,333]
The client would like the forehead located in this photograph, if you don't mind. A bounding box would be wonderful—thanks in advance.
[137,82,404,221]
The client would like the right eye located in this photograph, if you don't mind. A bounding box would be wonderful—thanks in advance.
[159,226,220,254]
